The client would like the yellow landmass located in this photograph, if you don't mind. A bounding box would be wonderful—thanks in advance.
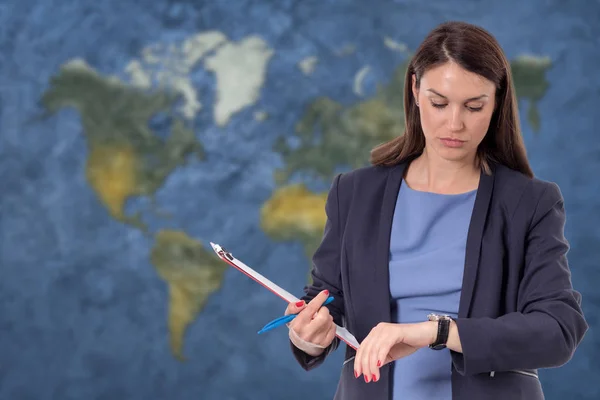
[150,230,226,361]
[261,184,327,240]
[86,144,140,223]
[261,184,327,278]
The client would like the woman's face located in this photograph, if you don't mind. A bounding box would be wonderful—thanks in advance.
[412,62,497,164]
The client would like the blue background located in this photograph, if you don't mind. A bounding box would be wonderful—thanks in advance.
[1,0,598,399]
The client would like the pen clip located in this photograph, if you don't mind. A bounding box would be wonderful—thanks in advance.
[218,247,234,261]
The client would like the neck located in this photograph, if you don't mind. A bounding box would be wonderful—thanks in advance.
[406,148,480,194]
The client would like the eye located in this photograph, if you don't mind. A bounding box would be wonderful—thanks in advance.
[430,101,483,112]
[467,106,483,112]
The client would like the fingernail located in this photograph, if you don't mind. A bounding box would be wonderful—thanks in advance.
[354,371,358,378]
[377,360,381,367]
[323,290,329,295]
[364,375,369,383]
[372,374,377,382]
[295,301,304,307]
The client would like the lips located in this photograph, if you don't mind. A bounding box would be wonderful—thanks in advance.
[440,138,465,148]
[440,137,465,142]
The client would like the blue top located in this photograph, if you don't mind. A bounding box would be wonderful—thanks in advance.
[389,181,476,400]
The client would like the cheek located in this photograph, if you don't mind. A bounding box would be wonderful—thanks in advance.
[468,113,493,141]
[419,108,445,136]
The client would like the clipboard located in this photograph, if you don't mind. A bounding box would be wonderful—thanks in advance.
[210,242,361,350]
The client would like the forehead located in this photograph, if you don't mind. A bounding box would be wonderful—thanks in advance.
[421,62,496,97]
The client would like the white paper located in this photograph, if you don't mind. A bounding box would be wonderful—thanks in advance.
[210,242,360,350]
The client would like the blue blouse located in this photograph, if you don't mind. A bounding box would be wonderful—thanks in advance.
[389,181,476,399]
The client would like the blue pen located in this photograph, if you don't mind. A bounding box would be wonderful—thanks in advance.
[257,296,335,334]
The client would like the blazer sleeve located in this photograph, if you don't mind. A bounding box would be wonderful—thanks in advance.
[290,173,346,371]
[451,182,589,375]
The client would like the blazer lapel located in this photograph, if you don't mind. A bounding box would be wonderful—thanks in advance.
[458,166,495,318]
[372,163,407,324]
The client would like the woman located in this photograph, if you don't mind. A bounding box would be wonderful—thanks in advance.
[284,21,588,400]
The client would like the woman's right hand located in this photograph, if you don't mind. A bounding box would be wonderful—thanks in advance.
[286,290,337,354]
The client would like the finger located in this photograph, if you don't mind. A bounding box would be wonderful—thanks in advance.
[315,320,336,348]
[371,341,389,383]
[366,344,377,383]
[285,299,306,316]
[376,343,389,372]
[354,336,369,380]
[312,305,332,325]
[325,322,337,345]
[304,307,333,345]
[361,339,374,383]
[354,345,362,379]
[353,336,362,378]
[297,290,329,323]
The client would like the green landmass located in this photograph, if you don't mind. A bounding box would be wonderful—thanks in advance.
[511,55,552,132]
[40,60,204,230]
[150,230,227,361]
[274,56,552,184]
[273,61,408,184]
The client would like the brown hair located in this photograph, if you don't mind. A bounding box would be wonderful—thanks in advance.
[370,21,534,178]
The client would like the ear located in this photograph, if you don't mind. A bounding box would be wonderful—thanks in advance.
[411,74,419,105]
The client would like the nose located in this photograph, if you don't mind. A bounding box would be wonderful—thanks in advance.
[447,106,465,132]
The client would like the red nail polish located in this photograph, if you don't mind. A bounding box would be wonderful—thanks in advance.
[372,374,377,382]
[354,371,358,378]
[295,301,304,307]
[364,375,369,383]
[377,360,381,367]
[323,290,329,295]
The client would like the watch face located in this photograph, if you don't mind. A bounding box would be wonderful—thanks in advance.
[427,313,451,321]
[428,313,440,321]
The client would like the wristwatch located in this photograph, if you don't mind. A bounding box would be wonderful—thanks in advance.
[427,313,452,350]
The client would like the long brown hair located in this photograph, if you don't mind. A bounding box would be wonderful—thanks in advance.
[370,21,534,178]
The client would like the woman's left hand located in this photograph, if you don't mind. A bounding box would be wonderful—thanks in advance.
[354,321,437,383]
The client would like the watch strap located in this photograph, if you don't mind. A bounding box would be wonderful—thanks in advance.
[428,314,451,350]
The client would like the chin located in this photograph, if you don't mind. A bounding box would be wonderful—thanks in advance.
[437,147,473,162]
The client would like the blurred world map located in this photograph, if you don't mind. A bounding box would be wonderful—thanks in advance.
[1,1,598,399]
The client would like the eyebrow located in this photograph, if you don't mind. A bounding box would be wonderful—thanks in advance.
[426,89,488,102]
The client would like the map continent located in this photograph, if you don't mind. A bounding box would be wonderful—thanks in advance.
[40,31,274,360]
[39,30,551,360]
[150,230,226,360]
[41,59,204,231]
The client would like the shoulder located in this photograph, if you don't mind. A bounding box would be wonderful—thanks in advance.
[494,164,563,202]
[335,164,396,195]
[493,164,564,221]
[327,164,395,219]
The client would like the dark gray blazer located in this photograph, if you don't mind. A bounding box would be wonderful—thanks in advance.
[290,160,588,400]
